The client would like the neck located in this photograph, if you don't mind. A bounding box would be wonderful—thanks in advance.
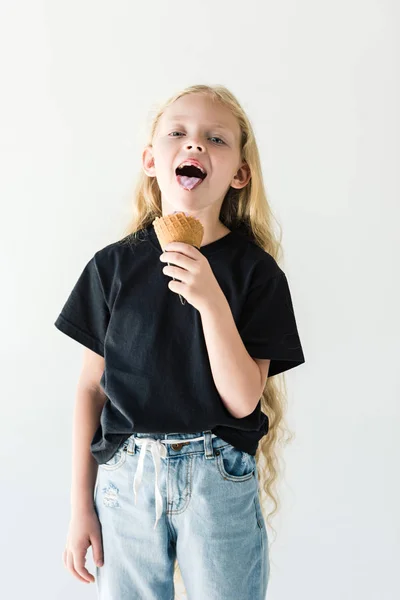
[200,223,231,247]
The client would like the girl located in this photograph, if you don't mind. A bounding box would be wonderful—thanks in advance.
[55,84,305,599]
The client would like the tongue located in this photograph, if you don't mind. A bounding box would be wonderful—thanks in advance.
[177,175,203,190]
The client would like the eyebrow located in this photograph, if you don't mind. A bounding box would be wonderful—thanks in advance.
[167,115,233,134]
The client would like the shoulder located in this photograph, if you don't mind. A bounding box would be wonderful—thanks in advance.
[91,233,140,273]
[234,232,282,283]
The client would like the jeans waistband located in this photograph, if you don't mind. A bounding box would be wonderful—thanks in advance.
[123,430,228,459]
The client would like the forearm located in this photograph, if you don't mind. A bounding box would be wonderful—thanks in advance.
[70,383,105,515]
[200,293,262,419]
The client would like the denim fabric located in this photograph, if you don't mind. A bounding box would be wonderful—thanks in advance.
[94,430,269,599]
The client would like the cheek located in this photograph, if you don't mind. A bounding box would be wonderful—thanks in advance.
[153,152,173,179]
[152,153,178,195]
[153,142,175,171]
[212,160,236,185]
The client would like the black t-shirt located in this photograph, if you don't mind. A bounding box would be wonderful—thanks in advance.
[54,225,305,463]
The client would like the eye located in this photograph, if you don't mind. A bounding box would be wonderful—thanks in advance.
[169,132,225,145]
[209,136,225,145]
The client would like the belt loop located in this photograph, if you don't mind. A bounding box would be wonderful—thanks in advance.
[203,430,214,460]
[128,434,135,454]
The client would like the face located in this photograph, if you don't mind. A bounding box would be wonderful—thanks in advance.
[142,93,251,216]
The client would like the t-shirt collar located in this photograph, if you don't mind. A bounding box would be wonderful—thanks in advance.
[145,224,237,256]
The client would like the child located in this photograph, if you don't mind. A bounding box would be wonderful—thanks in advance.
[55,84,305,599]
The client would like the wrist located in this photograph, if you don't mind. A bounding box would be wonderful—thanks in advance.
[70,490,96,514]
[200,289,228,317]
[71,501,96,518]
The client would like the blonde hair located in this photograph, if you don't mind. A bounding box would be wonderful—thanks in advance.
[120,84,294,593]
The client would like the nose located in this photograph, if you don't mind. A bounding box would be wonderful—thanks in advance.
[185,141,204,152]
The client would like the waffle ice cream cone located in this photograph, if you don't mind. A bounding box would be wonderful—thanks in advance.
[152,212,204,251]
[152,212,204,306]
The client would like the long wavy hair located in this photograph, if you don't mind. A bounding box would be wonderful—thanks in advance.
[120,84,294,594]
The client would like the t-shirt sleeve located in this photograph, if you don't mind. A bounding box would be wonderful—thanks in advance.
[54,254,110,357]
[238,267,305,377]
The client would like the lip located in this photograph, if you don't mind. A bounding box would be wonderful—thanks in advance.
[175,158,208,175]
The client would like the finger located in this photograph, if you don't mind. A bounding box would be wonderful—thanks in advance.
[168,279,184,293]
[163,264,187,282]
[163,250,197,267]
[91,533,104,567]
[164,252,184,267]
[66,549,91,584]
[165,242,196,255]
[73,548,95,583]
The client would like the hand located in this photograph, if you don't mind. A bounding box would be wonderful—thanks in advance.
[62,508,104,584]
[159,242,225,313]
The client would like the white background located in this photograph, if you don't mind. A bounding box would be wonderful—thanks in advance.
[1,1,399,599]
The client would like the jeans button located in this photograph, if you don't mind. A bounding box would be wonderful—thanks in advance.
[171,443,184,450]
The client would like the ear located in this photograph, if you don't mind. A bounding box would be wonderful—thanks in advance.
[230,161,251,190]
[142,145,156,177]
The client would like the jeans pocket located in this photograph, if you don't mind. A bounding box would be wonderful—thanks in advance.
[215,443,256,482]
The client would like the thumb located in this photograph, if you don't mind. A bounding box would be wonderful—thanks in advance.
[91,533,104,567]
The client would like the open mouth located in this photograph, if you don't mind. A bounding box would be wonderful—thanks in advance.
[175,164,207,191]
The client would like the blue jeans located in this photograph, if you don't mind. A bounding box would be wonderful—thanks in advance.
[94,430,269,599]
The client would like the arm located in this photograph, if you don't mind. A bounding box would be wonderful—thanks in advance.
[70,348,107,516]
[200,294,270,419]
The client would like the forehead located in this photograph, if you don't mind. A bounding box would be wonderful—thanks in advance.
[158,94,240,140]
